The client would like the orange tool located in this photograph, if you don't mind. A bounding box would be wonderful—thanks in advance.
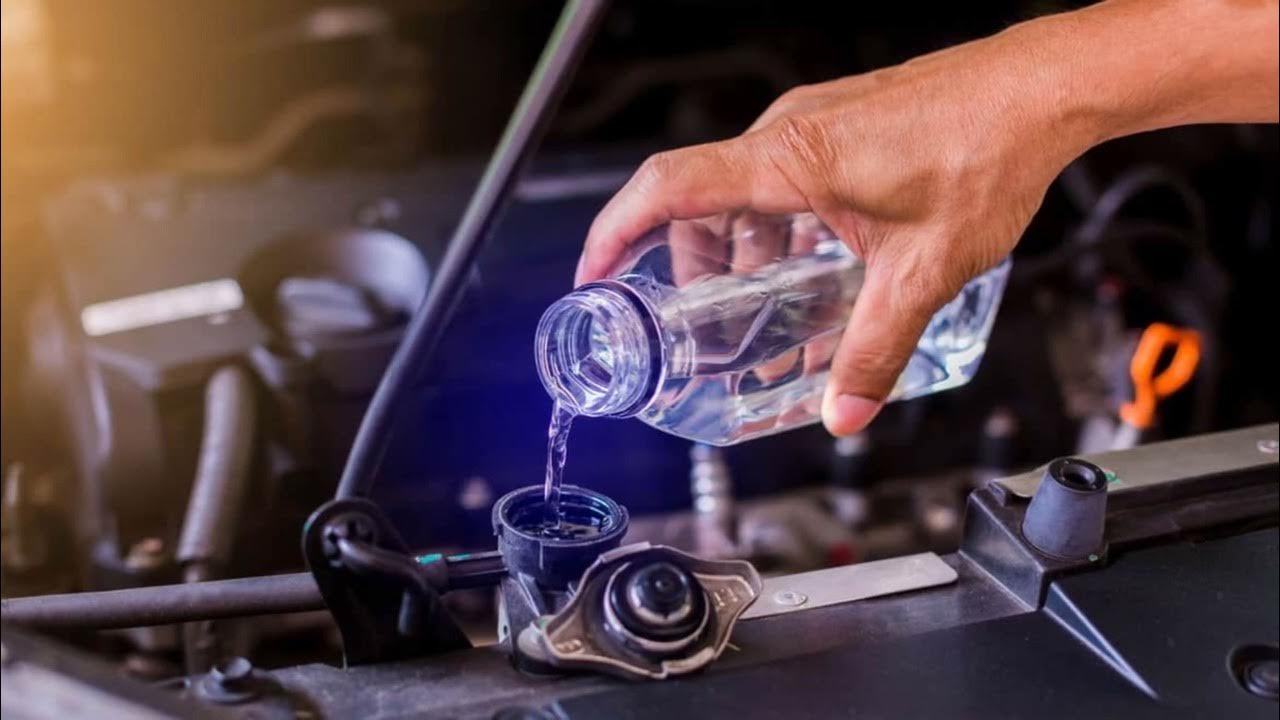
[1118,323,1202,432]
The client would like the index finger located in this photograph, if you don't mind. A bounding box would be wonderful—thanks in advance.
[575,132,810,285]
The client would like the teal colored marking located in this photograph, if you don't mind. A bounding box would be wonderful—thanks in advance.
[415,553,444,565]
[1105,471,1119,484]
[447,553,472,561]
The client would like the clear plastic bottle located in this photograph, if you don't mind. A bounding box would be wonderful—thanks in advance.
[536,213,1010,445]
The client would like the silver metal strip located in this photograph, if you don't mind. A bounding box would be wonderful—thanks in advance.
[995,423,1279,500]
[741,552,957,620]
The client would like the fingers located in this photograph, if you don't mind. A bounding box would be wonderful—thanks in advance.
[670,218,729,287]
[576,134,811,285]
[730,210,789,273]
[793,213,842,376]
[733,211,797,382]
[820,257,952,436]
[788,212,830,255]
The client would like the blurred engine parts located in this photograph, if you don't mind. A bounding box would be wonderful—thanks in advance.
[0,3,1275,715]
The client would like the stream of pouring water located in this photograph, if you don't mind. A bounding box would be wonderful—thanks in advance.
[543,401,576,524]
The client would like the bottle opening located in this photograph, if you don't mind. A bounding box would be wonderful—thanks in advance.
[535,281,661,417]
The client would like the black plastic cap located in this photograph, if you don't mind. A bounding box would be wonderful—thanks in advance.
[1021,458,1108,560]
[492,485,628,589]
[608,560,707,642]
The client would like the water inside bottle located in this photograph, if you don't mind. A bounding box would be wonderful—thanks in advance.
[536,214,1011,446]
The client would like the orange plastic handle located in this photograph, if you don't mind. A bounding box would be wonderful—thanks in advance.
[1118,323,1202,430]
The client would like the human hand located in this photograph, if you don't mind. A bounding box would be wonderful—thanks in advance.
[576,29,1082,435]
[575,0,1277,436]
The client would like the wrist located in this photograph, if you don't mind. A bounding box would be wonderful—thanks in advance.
[959,14,1106,189]
[1015,0,1278,150]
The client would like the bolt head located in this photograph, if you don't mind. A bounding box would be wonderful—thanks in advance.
[773,590,808,607]
[125,537,167,571]
[321,514,376,564]
[1244,659,1280,700]
[1258,439,1279,455]
[627,562,694,621]
[211,657,253,685]
[197,656,260,704]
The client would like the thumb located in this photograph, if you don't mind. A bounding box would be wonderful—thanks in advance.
[821,259,948,436]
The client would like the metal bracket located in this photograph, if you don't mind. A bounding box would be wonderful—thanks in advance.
[301,498,470,666]
[741,552,957,620]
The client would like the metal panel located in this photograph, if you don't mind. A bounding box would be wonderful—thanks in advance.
[741,552,957,620]
[996,424,1279,499]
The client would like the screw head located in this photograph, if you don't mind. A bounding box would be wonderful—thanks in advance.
[1243,659,1280,700]
[628,562,695,621]
[1258,439,1279,455]
[321,514,376,565]
[198,656,259,704]
[211,657,253,687]
[125,537,167,571]
[773,590,808,607]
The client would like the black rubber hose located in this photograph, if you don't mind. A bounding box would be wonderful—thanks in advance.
[334,0,610,499]
[1,573,323,631]
[177,366,257,569]
[1075,165,1208,251]
[0,553,503,631]
[176,365,257,673]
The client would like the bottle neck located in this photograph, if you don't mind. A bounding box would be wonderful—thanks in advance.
[535,281,662,418]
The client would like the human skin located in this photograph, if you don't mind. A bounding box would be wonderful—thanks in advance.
[574,0,1279,437]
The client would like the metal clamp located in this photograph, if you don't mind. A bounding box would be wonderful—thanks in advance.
[302,498,471,665]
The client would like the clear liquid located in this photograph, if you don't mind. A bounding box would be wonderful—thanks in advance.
[520,517,604,540]
[543,401,575,524]
[636,255,1009,444]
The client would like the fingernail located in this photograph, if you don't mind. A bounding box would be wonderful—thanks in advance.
[823,393,883,436]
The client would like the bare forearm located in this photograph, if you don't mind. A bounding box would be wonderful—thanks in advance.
[1020,0,1278,154]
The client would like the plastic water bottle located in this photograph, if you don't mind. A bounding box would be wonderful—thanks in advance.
[536,213,1010,445]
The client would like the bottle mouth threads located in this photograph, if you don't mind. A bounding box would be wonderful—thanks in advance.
[535,281,662,418]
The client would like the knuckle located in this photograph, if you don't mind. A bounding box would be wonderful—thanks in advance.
[783,83,814,100]
[771,85,810,111]
[634,151,675,188]
[771,115,824,160]
[768,85,808,110]
[760,98,790,121]
[634,152,677,192]
[765,114,840,201]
